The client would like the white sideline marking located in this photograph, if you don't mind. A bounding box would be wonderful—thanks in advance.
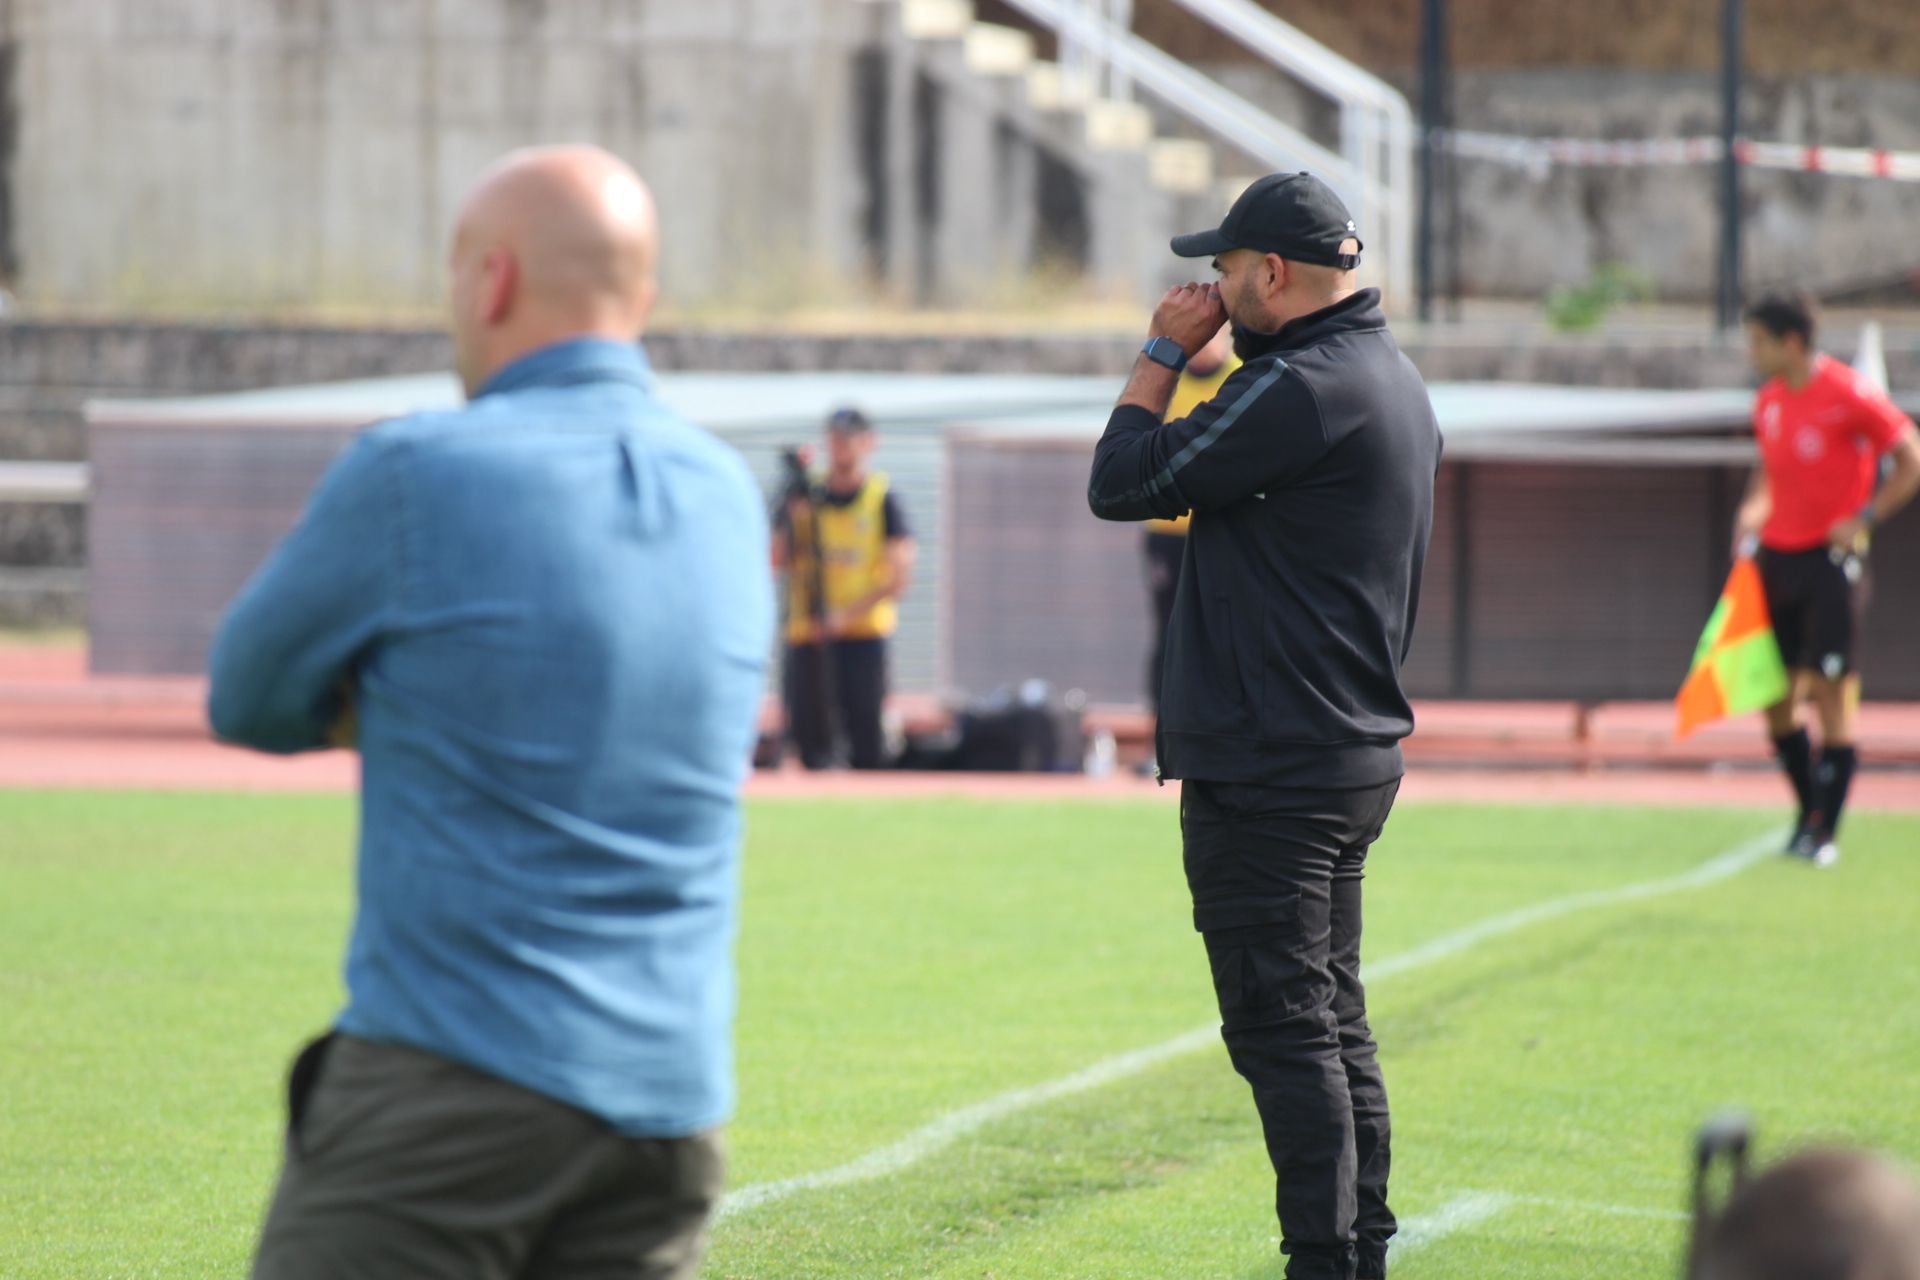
[1509,1192,1687,1223]
[717,827,1785,1222]
[1360,828,1785,983]
[1385,1190,1687,1263]
[716,1024,1222,1219]
[1394,1191,1513,1252]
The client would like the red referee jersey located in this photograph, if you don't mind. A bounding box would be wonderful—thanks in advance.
[1754,354,1911,552]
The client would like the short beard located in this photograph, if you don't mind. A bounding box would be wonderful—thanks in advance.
[1231,321,1276,362]
[1229,277,1277,361]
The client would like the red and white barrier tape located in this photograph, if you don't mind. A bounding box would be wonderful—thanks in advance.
[1738,138,1920,180]
[1446,129,1920,182]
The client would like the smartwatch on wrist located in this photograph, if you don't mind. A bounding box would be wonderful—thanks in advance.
[1859,504,1878,530]
[1141,336,1188,372]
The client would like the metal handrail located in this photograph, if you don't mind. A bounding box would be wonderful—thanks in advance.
[1000,0,1371,187]
[999,0,1412,308]
[0,461,90,503]
[1164,0,1409,116]
[1158,0,1416,311]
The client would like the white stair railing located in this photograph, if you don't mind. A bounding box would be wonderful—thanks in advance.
[1011,0,1413,309]
[1058,0,1135,102]
[1161,0,1414,313]
[1005,2,1358,172]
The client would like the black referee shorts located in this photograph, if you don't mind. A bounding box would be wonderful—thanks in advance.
[1757,545,1871,680]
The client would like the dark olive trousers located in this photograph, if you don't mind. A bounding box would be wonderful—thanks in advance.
[251,1034,724,1280]
[1181,779,1401,1280]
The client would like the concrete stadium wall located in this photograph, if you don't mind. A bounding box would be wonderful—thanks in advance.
[1443,70,1920,302]
[7,316,1920,629]
[10,317,1920,408]
[1047,55,1920,306]
[0,0,1185,319]
[4,315,1918,477]
[0,319,452,625]
[3,0,874,316]
[2,6,1914,316]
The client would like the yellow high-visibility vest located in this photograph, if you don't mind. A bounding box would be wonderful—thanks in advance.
[786,472,899,644]
[1144,356,1242,536]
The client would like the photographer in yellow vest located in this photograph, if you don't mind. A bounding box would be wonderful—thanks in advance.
[772,407,916,770]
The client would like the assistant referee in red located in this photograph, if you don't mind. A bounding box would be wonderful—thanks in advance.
[1737,295,1920,866]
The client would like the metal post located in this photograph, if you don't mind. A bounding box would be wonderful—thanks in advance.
[1110,0,1134,102]
[1445,93,1463,321]
[1716,0,1744,330]
[1449,461,1473,697]
[1417,0,1447,324]
[1061,0,1083,101]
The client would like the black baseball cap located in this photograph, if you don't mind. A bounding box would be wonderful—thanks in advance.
[825,406,872,433]
[1170,171,1362,268]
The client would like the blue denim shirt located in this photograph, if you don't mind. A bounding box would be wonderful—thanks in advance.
[208,338,774,1136]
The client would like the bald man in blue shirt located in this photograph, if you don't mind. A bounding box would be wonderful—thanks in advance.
[211,146,774,1280]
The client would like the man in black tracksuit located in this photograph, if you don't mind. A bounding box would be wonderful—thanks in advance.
[1088,172,1440,1280]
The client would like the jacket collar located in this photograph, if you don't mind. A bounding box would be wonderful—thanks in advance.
[1234,287,1385,361]
[473,337,654,401]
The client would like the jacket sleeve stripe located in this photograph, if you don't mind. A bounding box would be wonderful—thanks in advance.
[1142,359,1290,501]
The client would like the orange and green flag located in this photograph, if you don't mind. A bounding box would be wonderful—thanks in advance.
[1675,558,1791,738]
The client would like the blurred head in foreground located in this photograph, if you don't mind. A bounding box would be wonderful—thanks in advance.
[447,144,660,396]
[1702,1148,1920,1280]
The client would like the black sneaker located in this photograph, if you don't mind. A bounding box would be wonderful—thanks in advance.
[1785,820,1818,860]
[1786,825,1838,868]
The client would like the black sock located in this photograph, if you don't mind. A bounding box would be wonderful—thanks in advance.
[1816,746,1859,840]
[1772,728,1816,822]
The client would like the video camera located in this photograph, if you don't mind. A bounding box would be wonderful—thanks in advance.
[778,447,812,505]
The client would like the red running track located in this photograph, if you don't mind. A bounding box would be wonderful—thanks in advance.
[3,642,1917,811]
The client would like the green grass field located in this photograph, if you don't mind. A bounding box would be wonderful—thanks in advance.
[4,791,1918,1278]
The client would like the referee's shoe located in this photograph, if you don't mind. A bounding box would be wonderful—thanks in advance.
[1785,822,1839,868]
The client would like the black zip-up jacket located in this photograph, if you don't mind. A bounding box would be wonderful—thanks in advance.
[1088,289,1441,788]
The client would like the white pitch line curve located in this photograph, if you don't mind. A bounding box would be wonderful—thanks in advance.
[717,826,1785,1222]
[1363,1188,1689,1258]
[1509,1192,1688,1223]
[1393,1192,1514,1253]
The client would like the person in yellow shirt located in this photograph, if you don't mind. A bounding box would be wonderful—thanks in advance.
[772,407,916,769]
[1143,324,1239,716]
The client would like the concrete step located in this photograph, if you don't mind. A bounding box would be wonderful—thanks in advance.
[885,0,1237,304]
[963,21,1034,77]
[899,0,972,40]
[1083,97,1154,152]
[1025,60,1094,113]
[1148,138,1215,196]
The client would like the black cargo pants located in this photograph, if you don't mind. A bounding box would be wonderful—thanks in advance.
[1181,778,1400,1280]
